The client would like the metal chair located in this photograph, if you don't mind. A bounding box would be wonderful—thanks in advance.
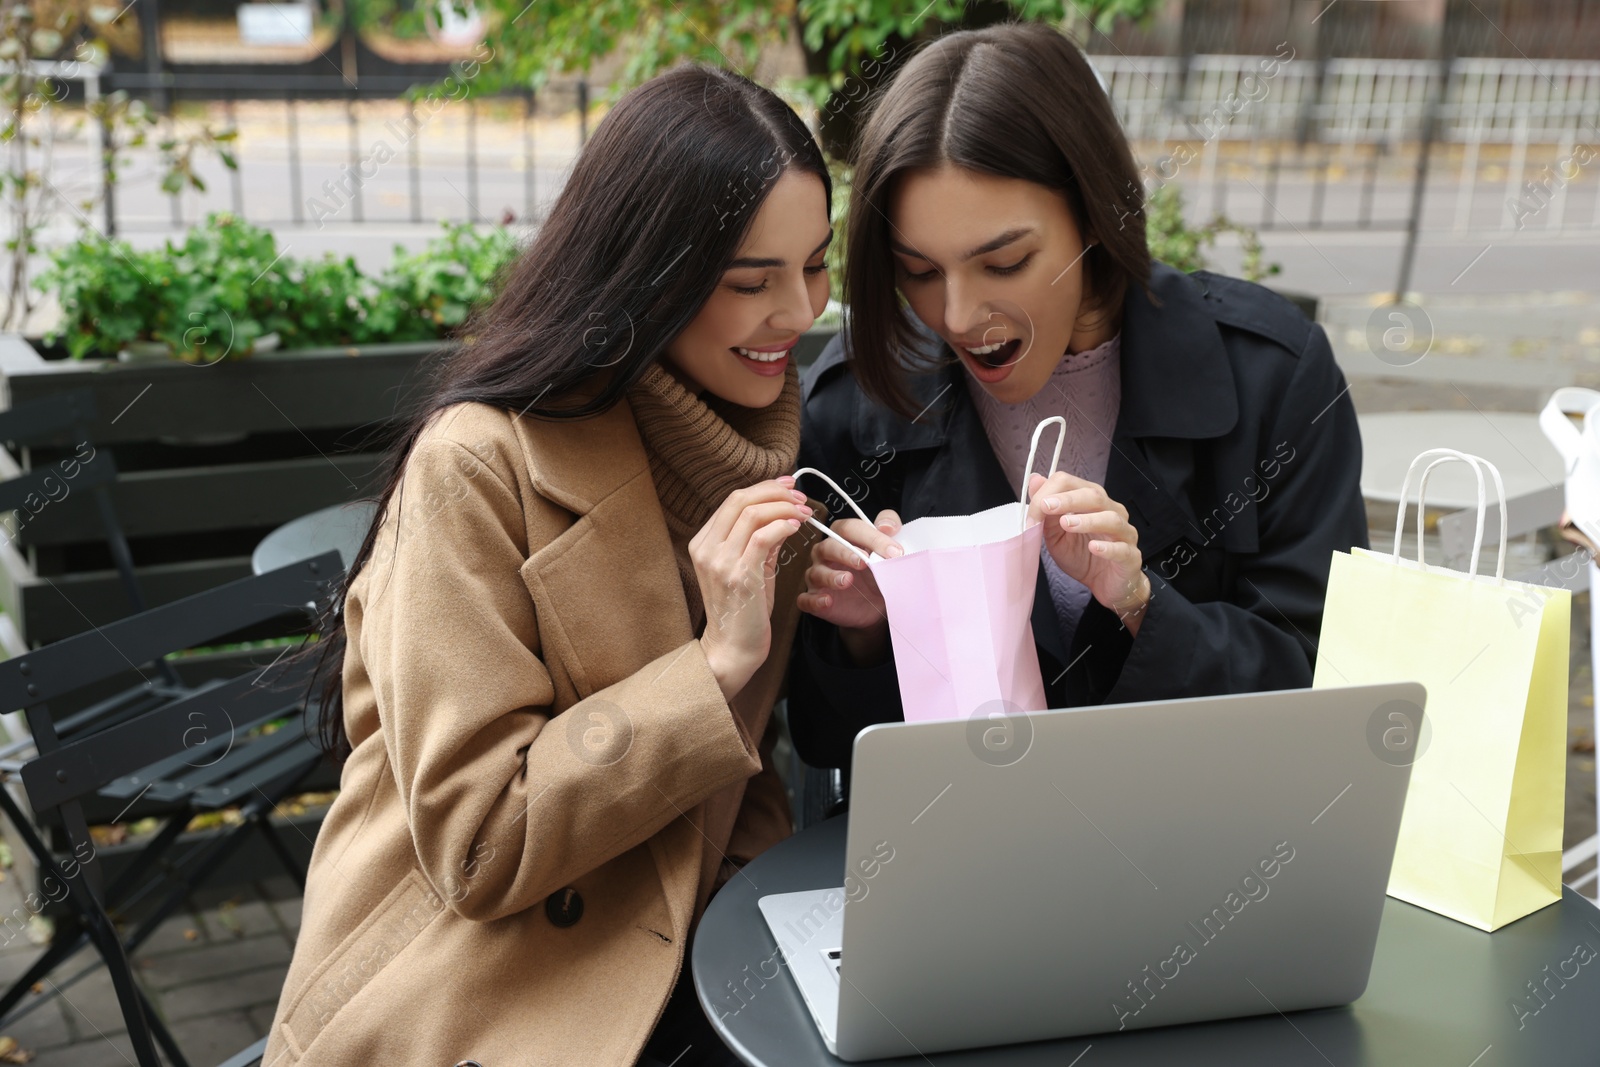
[217,1037,267,1067]
[802,766,849,829]
[0,551,340,1067]
[0,389,168,637]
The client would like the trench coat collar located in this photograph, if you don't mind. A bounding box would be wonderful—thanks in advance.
[849,262,1238,458]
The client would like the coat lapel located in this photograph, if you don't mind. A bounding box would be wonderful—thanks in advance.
[513,400,694,698]
[508,399,707,942]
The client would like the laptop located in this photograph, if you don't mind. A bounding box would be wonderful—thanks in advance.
[758,683,1425,1061]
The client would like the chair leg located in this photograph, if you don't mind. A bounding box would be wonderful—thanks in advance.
[139,983,192,1067]
[79,907,163,1067]
[120,796,282,957]
[0,788,157,1066]
[103,814,191,916]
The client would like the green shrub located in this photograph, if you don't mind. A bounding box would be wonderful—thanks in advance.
[36,216,522,360]
[374,221,520,340]
[1143,184,1280,282]
[36,237,156,360]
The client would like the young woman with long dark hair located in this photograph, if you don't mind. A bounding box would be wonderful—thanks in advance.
[787,22,1367,776]
[263,67,831,1067]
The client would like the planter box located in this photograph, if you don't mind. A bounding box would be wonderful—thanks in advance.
[0,335,452,647]
[0,328,840,649]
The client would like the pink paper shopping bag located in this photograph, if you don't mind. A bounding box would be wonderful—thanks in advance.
[797,417,1067,723]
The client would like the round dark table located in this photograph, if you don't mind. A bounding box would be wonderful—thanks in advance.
[251,501,377,575]
[693,815,1600,1066]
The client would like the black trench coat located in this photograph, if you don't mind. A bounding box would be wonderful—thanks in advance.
[786,262,1369,774]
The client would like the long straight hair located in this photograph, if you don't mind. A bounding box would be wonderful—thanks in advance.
[845,22,1151,419]
[305,66,830,761]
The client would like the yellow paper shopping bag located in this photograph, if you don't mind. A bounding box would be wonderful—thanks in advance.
[1314,448,1570,932]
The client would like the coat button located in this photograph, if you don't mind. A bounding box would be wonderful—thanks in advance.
[545,887,583,927]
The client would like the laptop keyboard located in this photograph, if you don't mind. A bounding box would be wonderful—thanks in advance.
[825,948,842,983]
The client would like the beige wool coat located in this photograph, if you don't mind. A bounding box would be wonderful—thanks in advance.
[262,396,812,1066]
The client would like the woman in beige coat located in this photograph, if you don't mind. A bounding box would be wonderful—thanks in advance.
[262,67,833,1066]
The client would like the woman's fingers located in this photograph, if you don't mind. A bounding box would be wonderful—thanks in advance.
[812,531,876,571]
[725,499,810,556]
[1087,538,1142,565]
[807,560,869,595]
[1056,509,1138,543]
[697,478,806,548]
[744,514,804,561]
[798,560,887,629]
[796,588,832,614]
[828,516,903,565]
[1033,483,1126,523]
[1028,472,1089,525]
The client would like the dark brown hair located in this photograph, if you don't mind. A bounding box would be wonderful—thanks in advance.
[306,65,830,761]
[845,22,1151,419]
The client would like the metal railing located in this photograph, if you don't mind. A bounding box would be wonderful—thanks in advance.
[11,55,1599,241]
[1092,54,1600,237]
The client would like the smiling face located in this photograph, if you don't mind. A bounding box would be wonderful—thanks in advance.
[663,168,832,408]
[888,163,1118,405]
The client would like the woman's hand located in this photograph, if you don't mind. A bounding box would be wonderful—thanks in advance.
[796,509,904,666]
[1027,472,1152,635]
[693,477,811,701]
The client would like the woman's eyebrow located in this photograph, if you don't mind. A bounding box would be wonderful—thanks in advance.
[890,227,1035,264]
[727,231,833,270]
[962,227,1034,260]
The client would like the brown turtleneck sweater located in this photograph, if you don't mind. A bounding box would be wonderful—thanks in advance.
[623,358,810,912]
[625,360,803,631]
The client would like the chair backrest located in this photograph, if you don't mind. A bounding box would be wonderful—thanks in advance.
[0,388,146,617]
[0,550,341,892]
[0,549,340,710]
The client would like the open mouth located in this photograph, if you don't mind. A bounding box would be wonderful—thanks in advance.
[962,338,1023,369]
[960,340,1024,369]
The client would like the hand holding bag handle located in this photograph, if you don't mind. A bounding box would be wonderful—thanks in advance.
[1391,448,1507,581]
[794,415,1071,561]
[1016,416,1067,532]
[791,468,875,565]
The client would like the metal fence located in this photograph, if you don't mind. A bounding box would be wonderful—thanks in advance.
[18,55,1600,238]
[1096,54,1600,235]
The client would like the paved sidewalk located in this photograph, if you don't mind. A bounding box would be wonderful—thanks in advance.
[0,874,300,1065]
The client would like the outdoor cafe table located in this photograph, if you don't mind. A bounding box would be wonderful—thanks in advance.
[693,815,1600,1066]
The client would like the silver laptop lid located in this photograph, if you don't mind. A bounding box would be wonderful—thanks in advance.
[832,683,1424,1061]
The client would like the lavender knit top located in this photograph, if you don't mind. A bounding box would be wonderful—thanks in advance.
[964,333,1123,650]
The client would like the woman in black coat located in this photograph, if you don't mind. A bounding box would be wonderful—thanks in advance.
[786,23,1368,777]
